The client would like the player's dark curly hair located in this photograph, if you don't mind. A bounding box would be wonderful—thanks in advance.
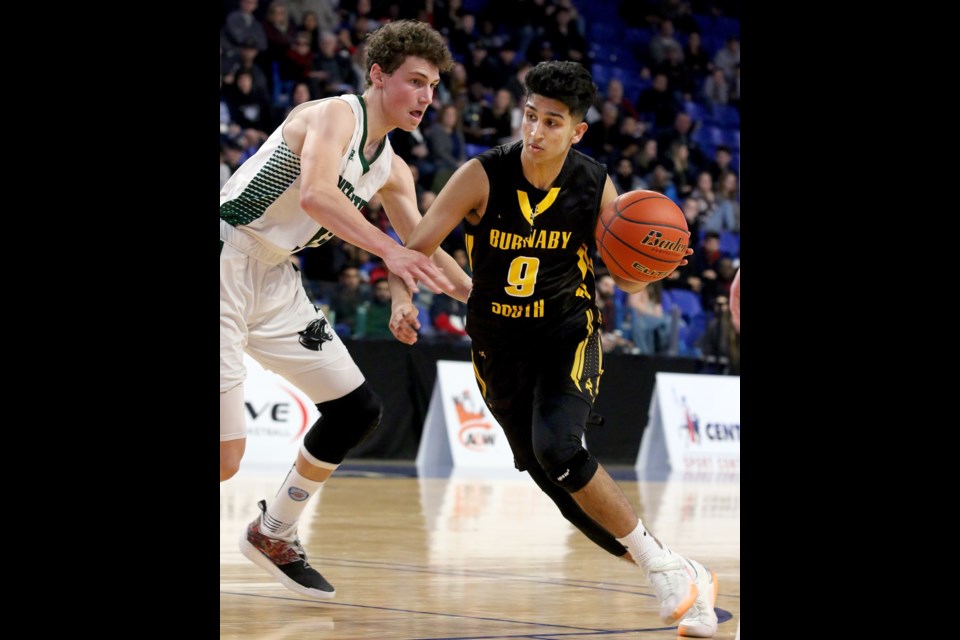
[363,20,454,86]
[523,61,597,122]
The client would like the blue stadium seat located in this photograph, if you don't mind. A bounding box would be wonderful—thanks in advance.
[415,303,434,336]
[465,143,491,158]
[699,230,740,256]
[719,231,740,257]
[664,288,702,322]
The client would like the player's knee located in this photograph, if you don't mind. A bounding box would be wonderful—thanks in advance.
[543,449,599,493]
[220,440,246,481]
[302,382,383,465]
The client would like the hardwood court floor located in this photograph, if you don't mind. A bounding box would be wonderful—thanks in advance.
[220,466,740,639]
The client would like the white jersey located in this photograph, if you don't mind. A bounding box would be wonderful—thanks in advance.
[219,94,394,260]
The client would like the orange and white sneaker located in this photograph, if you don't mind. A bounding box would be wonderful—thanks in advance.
[677,558,718,637]
[645,551,699,624]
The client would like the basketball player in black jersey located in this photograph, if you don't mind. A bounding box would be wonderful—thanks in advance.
[388,61,718,637]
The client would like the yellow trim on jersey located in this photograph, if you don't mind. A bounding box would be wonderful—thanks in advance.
[571,336,586,392]
[471,353,487,398]
[575,245,593,299]
[570,310,596,393]
[517,188,561,226]
[465,233,475,272]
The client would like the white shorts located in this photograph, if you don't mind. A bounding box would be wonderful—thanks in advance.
[220,240,365,440]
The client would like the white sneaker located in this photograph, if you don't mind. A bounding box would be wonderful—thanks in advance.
[678,558,718,637]
[645,551,699,624]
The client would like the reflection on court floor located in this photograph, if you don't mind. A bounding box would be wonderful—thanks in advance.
[220,465,740,639]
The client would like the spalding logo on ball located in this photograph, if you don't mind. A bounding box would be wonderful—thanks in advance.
[595,190,690,283]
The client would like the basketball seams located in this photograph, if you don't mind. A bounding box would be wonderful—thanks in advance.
[604,219,690,233]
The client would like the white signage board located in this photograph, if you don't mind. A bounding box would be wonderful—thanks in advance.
[636,373,740,475]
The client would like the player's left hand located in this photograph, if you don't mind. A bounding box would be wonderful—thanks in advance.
[389,302,421,345]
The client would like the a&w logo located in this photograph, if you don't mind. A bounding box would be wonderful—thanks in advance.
[453,389,496,451]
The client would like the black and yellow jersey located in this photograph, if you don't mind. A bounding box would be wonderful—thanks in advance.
[465,141,606,348]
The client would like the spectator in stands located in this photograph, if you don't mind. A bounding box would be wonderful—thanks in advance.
[223,0,268,54]
[430,292,469,339]
[311,30,360,96]
[680,196,702,248]
[544,5,587,62]
[646,163,679,203]
[700,256,736,311]
[611,156,648,194]
[263,1,300,69]
[287,0,337,34]
[224,69,276,136]
[636,73,680,133]
[702,67,729,106]
[425,103,466,191]
[713,36,740,81]
[363,277,395,338]
[626,283,670,355]
[282,81,313,120]
[490,88,520,145]
[664,141,698,199]
[655,43,693,102]
[707,145,737,182]
[691,231,730,291]
[602,79,640,122]
[596,273,634,353]
[281,30,317,85]
[390,127,434,190]
[649,20,682,65]
[633,137,659,179]
[683,31,712,85]
[223,41,272,98]
[699,295,739,374]
[694,171,735,233]
[615,116,647,161]
[329,264,368,335]
[715,171,740,232]
[581,101,621,165]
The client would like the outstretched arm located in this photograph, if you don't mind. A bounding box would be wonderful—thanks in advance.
[377,156,473,303]
[388,159,489,344]
[293,100,454,297]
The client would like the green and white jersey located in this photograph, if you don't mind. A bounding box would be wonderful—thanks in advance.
[219,94,394,257]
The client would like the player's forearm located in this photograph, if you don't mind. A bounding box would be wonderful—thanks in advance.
[300,184,399,258]
[388,271,413,308]
[430,249,472,303]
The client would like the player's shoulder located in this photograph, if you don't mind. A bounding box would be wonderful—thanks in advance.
[567,146,605,172]
[475,140,523,164]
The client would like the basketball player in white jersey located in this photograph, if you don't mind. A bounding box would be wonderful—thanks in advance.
[220,20,472,599]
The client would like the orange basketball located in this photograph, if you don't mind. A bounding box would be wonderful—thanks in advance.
[595,190,690,283]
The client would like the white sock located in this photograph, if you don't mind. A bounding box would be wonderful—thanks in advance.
[261,465,327,540]
[617,520,671,569]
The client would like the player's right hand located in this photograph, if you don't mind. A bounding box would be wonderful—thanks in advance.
[384,245,455,297]
[389,302,421,345]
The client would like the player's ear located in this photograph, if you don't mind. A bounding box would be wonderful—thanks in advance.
[572,121,588,144]
[370,63,385,88]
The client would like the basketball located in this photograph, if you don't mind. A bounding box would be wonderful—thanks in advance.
[595,190,690,283]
